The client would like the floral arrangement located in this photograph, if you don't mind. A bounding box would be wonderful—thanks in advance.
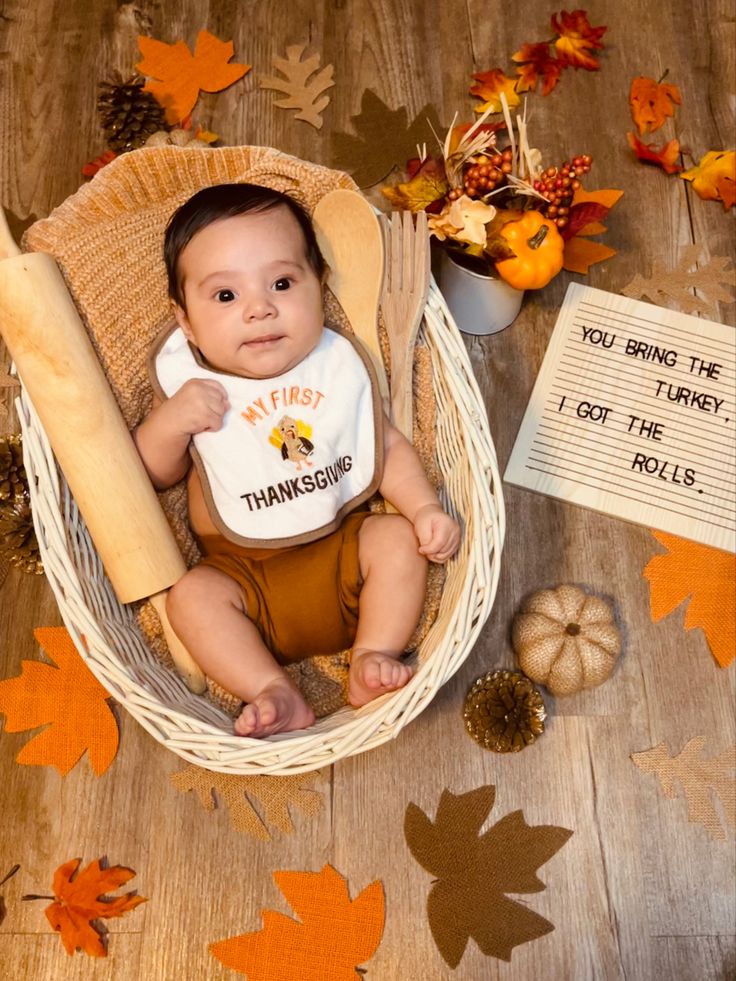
[382,99,616,291]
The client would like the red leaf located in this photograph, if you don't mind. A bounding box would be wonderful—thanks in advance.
[512,43,563,95]
[627,131,683,174]
[551,9,607,70]
[561,201,610,240]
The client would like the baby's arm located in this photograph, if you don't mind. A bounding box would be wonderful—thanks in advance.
[134,379,229,489]
[379,418,460,563]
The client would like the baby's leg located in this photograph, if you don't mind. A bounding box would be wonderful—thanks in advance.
[166,565,314,737]
[348,514,428,707]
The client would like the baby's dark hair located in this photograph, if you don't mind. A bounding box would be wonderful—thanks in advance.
[164,182,326,307]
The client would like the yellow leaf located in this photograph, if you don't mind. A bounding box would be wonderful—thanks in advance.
[382,172,449,213]
[680,150,736,210]
[469,69,520,113]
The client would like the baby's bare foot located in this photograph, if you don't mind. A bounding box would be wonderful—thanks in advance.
[348,649,414,707]
[234,678,315,737]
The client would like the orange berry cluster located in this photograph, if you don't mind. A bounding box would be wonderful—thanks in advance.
[533,155,592,230]
[448,147,514,200]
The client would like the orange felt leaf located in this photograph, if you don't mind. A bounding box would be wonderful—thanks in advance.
[643,532,736,669]
[627,132,683,173]
[0,627,118,775]
[512,43,563,96]
[629,76,682,135]
[136,29,250,124]
[551,9,607,70]
[469,69,520,113]
[209,864,385,980]
[563,236,617,274]
[680,150,736,210]
[45,858,146,957]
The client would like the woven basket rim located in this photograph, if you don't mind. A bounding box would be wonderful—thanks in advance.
[17,180,505,773]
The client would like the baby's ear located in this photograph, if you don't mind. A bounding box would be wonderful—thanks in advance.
[173,302,195,341]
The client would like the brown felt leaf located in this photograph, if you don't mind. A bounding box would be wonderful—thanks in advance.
[404,785,573,966]
[621,243,735,317]
[331,89,444,188]
[259,43,334,130]
[632,737,736,841]
[170,765,323,839]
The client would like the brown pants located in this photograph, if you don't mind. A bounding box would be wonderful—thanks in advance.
[196,511,371,664]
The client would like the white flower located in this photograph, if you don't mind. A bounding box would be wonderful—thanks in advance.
[428,195,496,246]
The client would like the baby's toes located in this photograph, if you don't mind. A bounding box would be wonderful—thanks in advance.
[257,697,278,728]
[363,658,384,690]
[235,703,259,736]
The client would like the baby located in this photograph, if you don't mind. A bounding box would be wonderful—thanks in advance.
[135,183,460,737]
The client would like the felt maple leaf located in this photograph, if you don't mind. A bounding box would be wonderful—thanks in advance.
[629,75,682,135]
[209,865,385,980]
[680,150,736,210]
[621,243,735,317]
[169,765,323,839]
[405,785,573,966]
[627,132,683,173]
[551,9,607,70]
[631,737,736,841]
[259,44,334,130]
[136,29,250,125]
[43,858,146,957]
[642,531,736,668]
[331,89,444,187]
[469,68,520,114]
[512,42,563,95]
[0,627,118,775]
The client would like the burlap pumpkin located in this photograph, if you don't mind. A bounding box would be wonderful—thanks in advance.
[512,584,621,696]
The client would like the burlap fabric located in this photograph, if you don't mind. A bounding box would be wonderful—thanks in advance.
[23,145,442,717]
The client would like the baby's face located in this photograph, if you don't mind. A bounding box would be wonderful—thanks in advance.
[174,205,324,378]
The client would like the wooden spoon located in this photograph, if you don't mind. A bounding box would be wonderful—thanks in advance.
[312,189,389,406]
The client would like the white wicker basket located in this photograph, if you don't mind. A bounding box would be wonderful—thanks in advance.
[19,273,504,776]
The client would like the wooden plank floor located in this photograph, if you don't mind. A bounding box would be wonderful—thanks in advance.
[1,1,734,978]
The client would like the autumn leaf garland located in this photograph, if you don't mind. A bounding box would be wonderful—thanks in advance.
[471,8,607,111]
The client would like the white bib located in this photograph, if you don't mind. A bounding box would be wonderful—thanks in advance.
[151,325,383,547]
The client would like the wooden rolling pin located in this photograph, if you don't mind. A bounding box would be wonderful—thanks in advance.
[0,206,206,693]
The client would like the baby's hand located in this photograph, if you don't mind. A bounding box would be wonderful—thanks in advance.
[169,379,230,436]
[413,503,461,563]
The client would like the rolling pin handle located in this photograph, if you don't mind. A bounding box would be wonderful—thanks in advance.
[149,591,207,694]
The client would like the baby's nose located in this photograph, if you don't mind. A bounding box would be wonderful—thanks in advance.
[244,293,276,320]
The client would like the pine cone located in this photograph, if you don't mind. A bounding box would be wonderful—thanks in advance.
[0,498,43,575]
[0,434,27,504]
[97,74,167,152]
[463,669,546,752]
[0,434,42,574]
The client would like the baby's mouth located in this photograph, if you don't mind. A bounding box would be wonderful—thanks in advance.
[245,334,283,348]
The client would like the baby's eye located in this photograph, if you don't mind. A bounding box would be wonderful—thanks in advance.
[272,277,292,292]
[215,289,236,303]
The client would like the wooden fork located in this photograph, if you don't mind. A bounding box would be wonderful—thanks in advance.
[380,210,431,441]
